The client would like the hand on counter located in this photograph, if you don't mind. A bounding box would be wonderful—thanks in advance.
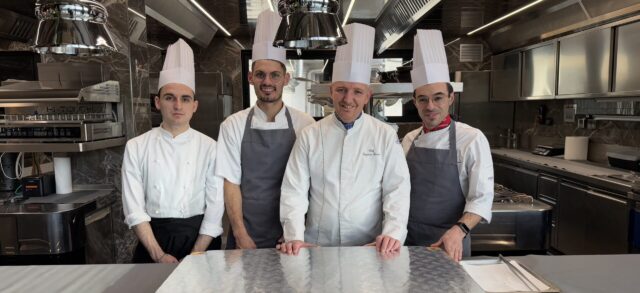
[430,226,466,262]
[366,235,401,253]
[277,240,316,255]
[156,253,179,263]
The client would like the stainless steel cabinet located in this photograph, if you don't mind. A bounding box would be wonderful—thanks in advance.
[537,174,558,250]
[494,162,538,196]
[557,181,629,254]
[614,21,640,93]
[557,28,612,97]
[522,42,557,99]
[491,51,521,101]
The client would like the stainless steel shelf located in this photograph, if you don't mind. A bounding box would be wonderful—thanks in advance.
[0,137,126,152]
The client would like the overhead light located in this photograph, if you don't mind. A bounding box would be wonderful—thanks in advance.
[33,0,117,56]
[232,38,245,50]
[146,42,164,50]
[273,0,347,49]
[467,0,545,36]
[128,7,146,19]
[342,0,356,27]
[445,37,461,47]
[189,0,232,37]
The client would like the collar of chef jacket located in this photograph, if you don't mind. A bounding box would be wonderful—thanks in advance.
[157,125,195,142]
[334,112,363,130]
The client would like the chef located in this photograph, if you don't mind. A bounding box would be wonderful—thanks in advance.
[278,23,411,255]
[402,30,494,261]
[122,38,224,263]
[216,10,315,249]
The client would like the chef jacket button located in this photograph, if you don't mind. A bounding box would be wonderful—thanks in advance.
[155,210,159,214]
[154,185,159,190]
[186,161,190,165]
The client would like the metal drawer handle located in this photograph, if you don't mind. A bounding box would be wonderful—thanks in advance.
[587,190,627,205]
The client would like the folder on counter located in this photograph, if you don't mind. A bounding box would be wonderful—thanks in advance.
[461,257,560,292]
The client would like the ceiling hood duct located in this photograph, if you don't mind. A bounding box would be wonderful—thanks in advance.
[33,0,117,56]
[0,8,38,43]
[274,0,347,49]
[374,0,442,54]
[145,0,219,48]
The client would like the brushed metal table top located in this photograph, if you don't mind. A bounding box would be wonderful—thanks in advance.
[157,246,484,293]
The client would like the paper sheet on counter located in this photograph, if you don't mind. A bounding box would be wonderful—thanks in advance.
[461,259,552,292]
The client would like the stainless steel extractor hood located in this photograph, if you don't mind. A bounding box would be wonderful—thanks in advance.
[33,0,117,56]
[145,0,219,48]
[274,0,347,49]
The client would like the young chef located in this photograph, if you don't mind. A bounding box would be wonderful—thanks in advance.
[122,38,224,263]
[216,10,315,249]
[278,23,411,255]
[402,30,494,261]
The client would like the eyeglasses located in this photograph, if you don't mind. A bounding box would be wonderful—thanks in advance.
[253,71,284,82]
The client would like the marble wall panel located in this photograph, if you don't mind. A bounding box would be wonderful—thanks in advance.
[513,99,640,163]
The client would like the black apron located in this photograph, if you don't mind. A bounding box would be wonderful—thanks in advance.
[132,214,221,263]
[405,122,471,257]
[226,107,297,249]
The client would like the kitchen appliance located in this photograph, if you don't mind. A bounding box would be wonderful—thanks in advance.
[532,145,565,156]
[21,172,55,197]
[607,151,640,171]
[0,62,125,152]
[471,184,551,253]
[274,0,347,49]
[33,0,117,56]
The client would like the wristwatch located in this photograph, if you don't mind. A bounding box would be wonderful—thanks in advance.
[456,222,470,237]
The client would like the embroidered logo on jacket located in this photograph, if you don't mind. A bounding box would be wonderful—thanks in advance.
[362,148,381,156]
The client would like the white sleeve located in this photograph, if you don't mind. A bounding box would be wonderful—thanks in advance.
[280,132,311,242]
[215,119,242,184]
[200,144,225,237]
[381,133,411,243]
[463,133,494,223]
[122,140,151,228]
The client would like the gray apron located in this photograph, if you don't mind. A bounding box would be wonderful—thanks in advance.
[227,107,297,248]
[405,121,471,257]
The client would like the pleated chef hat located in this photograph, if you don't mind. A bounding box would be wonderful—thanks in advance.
[332,23,374,85]
[158,38,195,93]
[252,10,286,65]
[410,30,450,89]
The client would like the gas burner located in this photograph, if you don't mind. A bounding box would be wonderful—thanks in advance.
[494,184,534,204]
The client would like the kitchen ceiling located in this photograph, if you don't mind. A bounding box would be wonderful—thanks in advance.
[2,0,639,54]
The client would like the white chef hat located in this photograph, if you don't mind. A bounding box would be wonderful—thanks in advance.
[410,30,450,89]
[332,23,375,85]
[158,38,195,93]
[252,10,286,65]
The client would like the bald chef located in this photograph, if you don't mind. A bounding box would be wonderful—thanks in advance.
[216,10,315,249]
[402,30,494,261]
[279,23,411,255]
[122,39,224,263]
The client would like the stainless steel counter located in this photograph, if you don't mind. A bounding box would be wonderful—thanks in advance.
[1,249,639,293]
[492,148,634,196]
[158,246,483,293]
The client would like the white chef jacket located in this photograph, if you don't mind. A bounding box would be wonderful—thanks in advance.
[401,122,494,222]
[280,113,411,246]
[122,127,224,237]
[215,105,316,184]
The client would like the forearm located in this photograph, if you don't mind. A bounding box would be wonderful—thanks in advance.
[192,234,214,252]
[224,180,249,237]
[133,222,164,261]
[457,212,482,230]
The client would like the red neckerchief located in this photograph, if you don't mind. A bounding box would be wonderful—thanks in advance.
[422,115,451,134]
